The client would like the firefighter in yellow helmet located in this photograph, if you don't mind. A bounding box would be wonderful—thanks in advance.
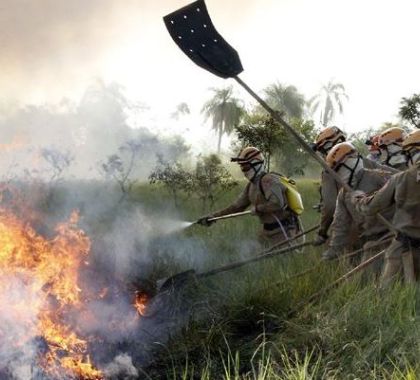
[352,130,420,286]
[321,142,394,261]
[312,126,394,247]
[378,127,408,170]
[197,147,300,246]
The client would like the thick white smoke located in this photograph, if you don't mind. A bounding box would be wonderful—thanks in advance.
[103,354,139,380]
[0,275,41,380]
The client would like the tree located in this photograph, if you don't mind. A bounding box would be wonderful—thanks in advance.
[234,113,282,171]
[309,80,348,127]
[99,139,143,202]
[263,82,305,120]
[399,94,420,128]
[170,102,191,120]
[40,147,74,182]
[201,86,245,154]
[149,156,193,207]
[193,154,238,211]
[234,113,317,176]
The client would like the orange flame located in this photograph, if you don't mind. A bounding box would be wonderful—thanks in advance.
[0,207,103,379]
[134,292,149,317]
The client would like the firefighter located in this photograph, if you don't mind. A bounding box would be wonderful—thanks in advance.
[352,130,420,287]
[312,127,395,246]
[365,134,381,162]
[197,147,301,246]
[320,142,394,262]
[378,127,408,171]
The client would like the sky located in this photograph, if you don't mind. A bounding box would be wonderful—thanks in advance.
[1,0,420,147]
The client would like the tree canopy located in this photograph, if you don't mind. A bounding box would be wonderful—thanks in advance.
[201,86,245,154]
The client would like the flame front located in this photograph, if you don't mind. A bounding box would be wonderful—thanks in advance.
[0,207,102,379]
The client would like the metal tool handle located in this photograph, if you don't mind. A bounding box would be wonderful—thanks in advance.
[205,210,252,222]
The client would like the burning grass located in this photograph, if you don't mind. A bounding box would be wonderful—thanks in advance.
[0,205,104,379]
[0,187,151,379]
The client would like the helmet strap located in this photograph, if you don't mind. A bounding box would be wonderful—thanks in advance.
[406,149,420,166]
[338,155,362,188]
[246,161,264,182]
[381,144,406,166]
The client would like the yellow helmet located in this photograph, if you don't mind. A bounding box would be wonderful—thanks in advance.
[378,127,407,147]
[326,142,357,171]
[314,126,346,153]
[231,146,264,164]
[402,130,420,151]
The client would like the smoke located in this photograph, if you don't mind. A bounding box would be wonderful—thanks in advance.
[0,275,41,380]
[95,205,212,278]
[103,354,138,379]
[0,80,191,181]
[0,0,139,102]
[0,0,257,104]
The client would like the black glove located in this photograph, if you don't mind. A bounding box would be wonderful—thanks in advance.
[196,215,215,227]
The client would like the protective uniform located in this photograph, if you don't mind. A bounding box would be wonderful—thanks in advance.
[317,157,395,242]
[313,127,346,244]
[378,127,408,171]
[313,127,397,244]
[352,130,420,286]
[198,147,299,246]
[322,142,394,261]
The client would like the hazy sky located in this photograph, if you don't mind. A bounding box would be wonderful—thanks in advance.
[1,0,420,141]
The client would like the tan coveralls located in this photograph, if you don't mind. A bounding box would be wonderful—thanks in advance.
[211,172,298,246]
[328,169,394,266]
[319,157,398,237]
[354,162,420,286]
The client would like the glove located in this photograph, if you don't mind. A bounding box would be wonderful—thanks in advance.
[313,231,328,246]
[250,205,259,215]
[321,246,344,261]
[350,190,366,205]
[196,215,215,227]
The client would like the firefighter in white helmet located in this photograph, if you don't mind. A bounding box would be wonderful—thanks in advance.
[352,130,420,286]
[197,146,300,246]
[321,142,395,263]
[312,127,395,247]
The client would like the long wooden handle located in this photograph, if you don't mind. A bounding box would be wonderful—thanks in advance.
[234,75,397,237]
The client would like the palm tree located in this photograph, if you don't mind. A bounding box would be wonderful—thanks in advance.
[309,80,348,127]
[399,94,420,128]
[201,86,244,153]
[263,82,305,120]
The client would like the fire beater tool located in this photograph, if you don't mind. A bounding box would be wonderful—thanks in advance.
[157,240,314,294]
[163,0,396,234]
[155,223,319,293]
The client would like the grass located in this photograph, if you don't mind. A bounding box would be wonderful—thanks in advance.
[15,178,420,379]
[120,178,420,379]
